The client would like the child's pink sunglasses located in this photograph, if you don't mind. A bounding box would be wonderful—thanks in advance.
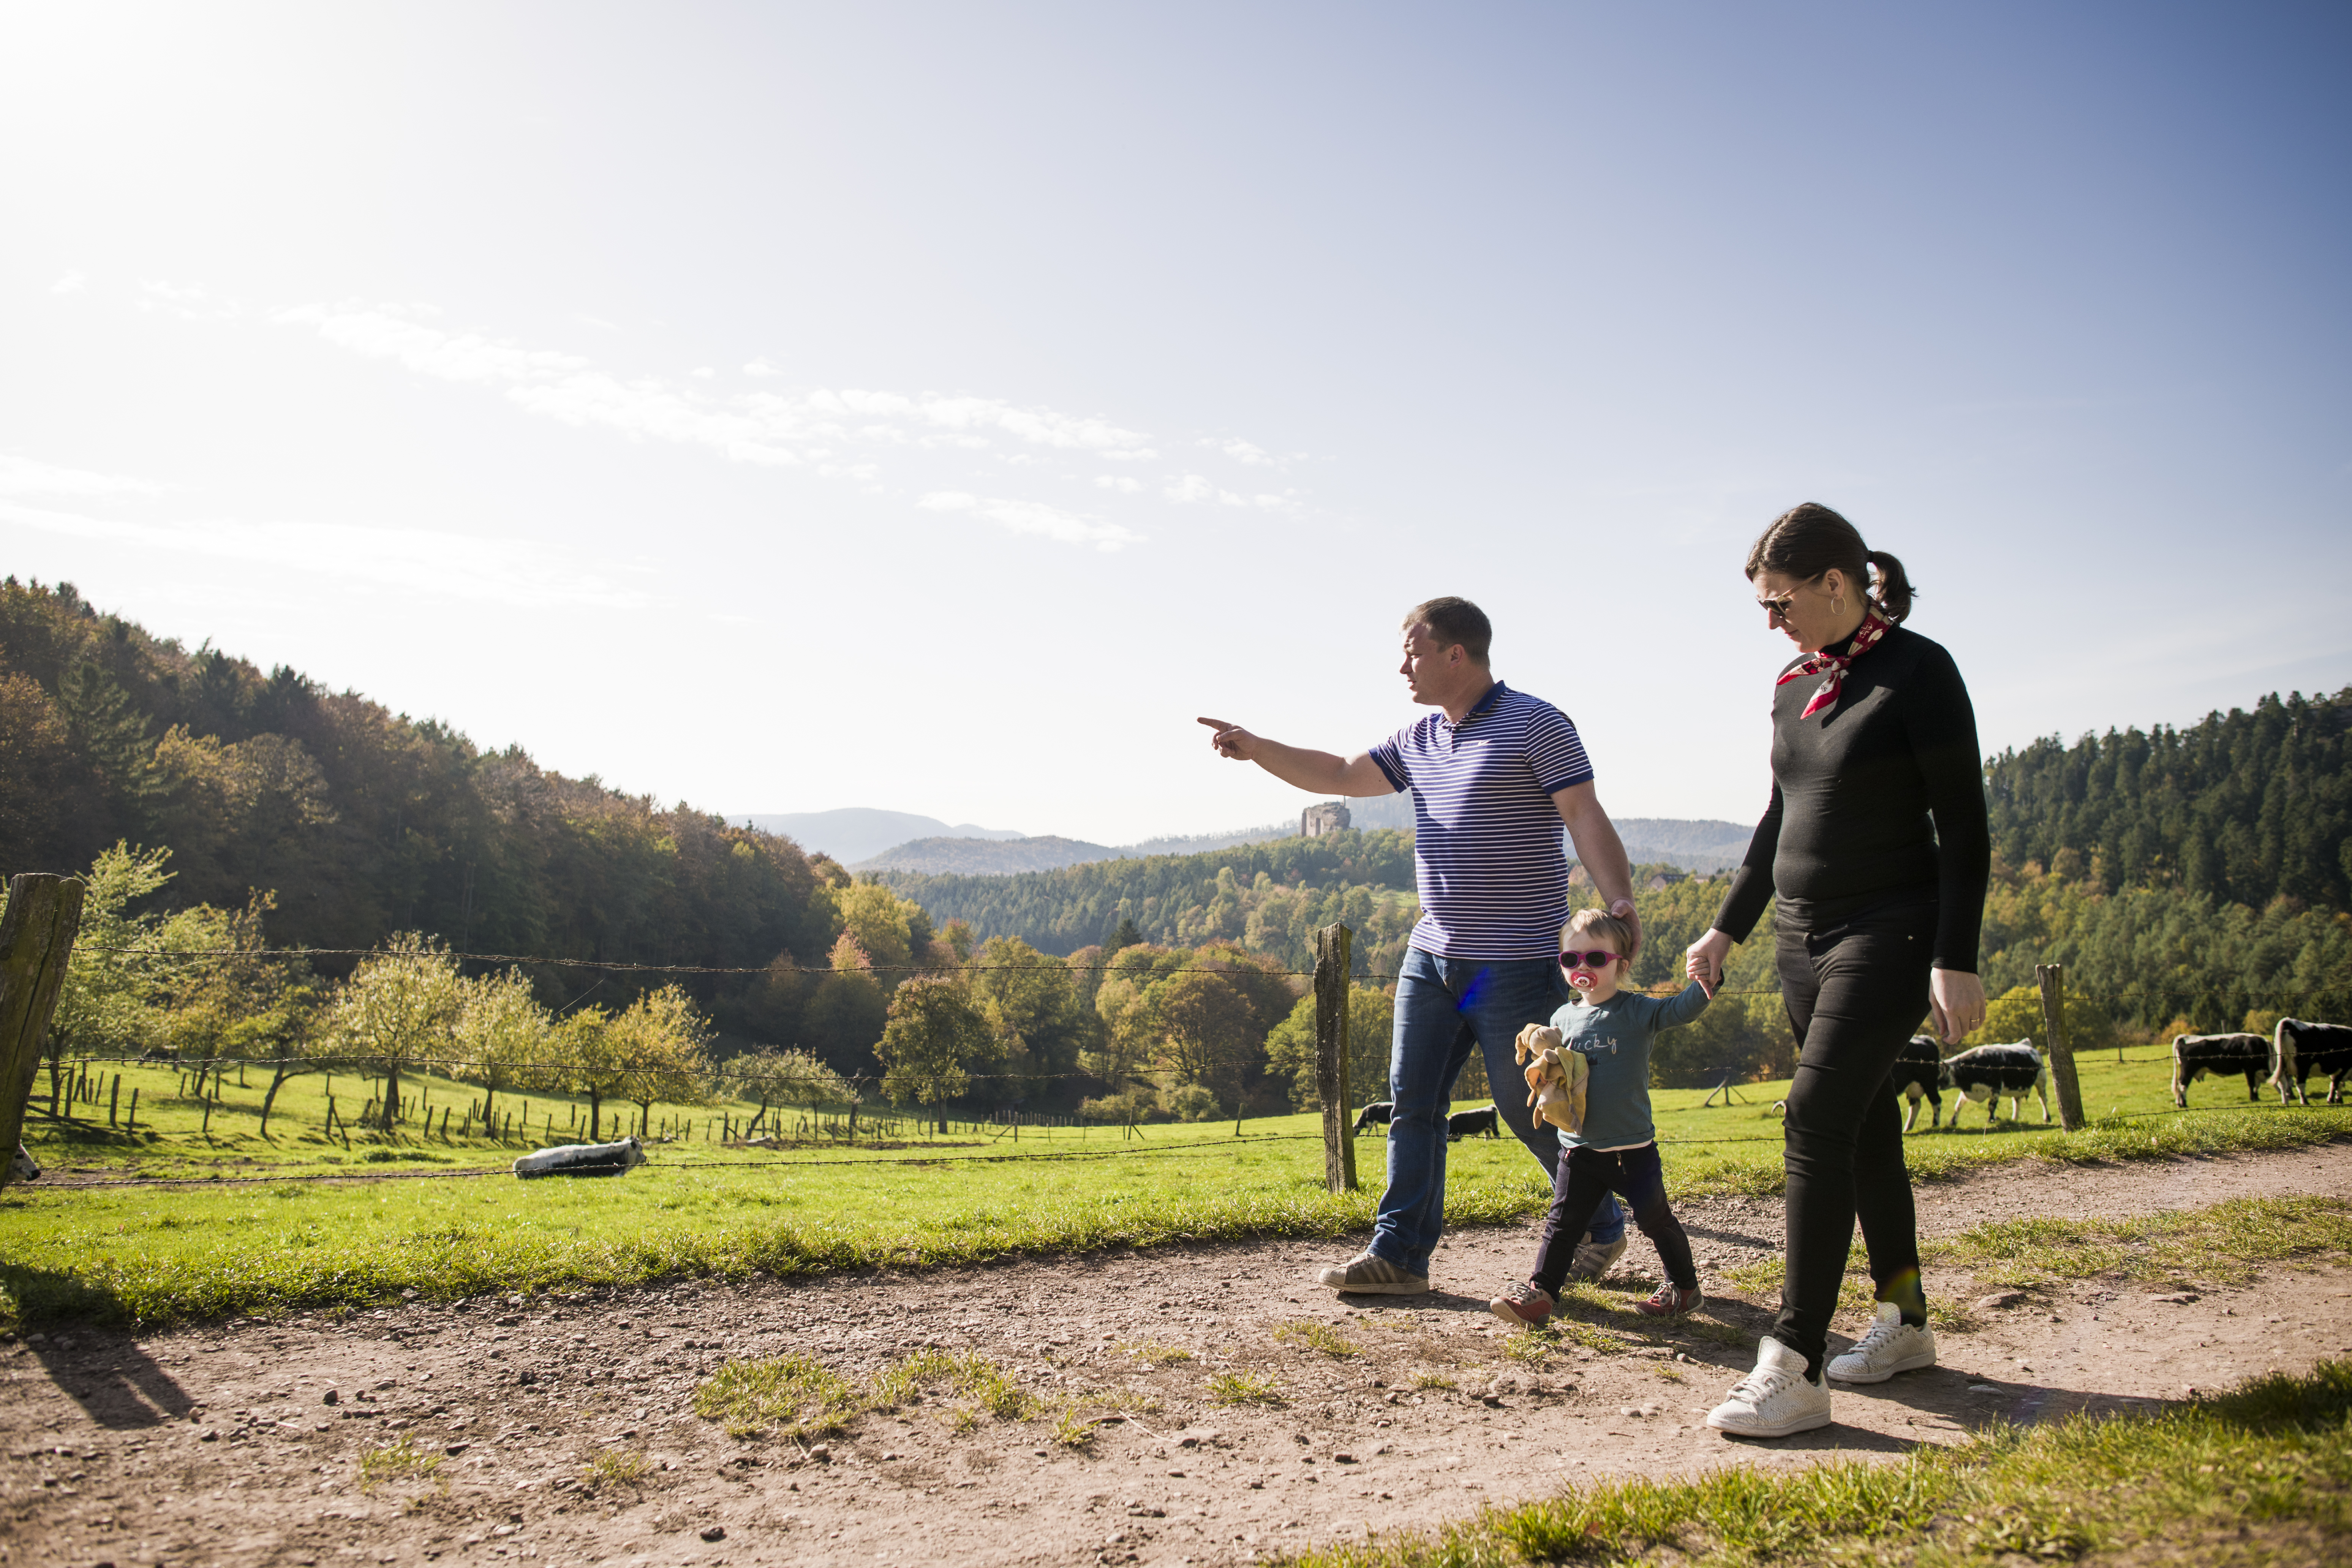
[1558,950,1626,969]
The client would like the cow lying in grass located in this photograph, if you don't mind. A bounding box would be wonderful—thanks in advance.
[512,1136,646,1179]
[1939,1041,2050,1127]
[1894,1034,1945,1131]
[8,1144,37,1183]
[2270,1019,2352,1106]
[2171,1032,2270,1108]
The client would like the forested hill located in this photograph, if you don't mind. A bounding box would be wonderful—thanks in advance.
[874,829,1424,974]
[1985,686,2352,914]
[0,578,844,971]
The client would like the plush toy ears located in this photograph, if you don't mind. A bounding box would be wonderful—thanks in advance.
[1514,1023,1564,1064]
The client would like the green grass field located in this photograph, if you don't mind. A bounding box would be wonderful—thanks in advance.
[5,1048,2346,1329]
[1277,1358,2352,1568]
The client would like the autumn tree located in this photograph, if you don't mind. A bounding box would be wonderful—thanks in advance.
[724,1046,855,1134]
[318,933,463,1132]
[877,978,998,1133]
[451,968,553,1128]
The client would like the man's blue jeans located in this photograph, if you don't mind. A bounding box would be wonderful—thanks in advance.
[1369,948,1626,1278]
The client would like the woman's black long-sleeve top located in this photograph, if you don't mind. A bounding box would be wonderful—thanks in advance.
[1712,623,1991,971]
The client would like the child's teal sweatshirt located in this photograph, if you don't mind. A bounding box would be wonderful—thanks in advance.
[1549,982,1713,1151]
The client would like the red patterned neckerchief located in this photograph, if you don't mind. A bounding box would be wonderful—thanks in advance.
[1777,609,1892,719]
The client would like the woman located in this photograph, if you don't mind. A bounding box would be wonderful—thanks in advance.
[1685,503,1988,1438]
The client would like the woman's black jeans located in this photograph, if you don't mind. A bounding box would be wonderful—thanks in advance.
[1771,891,1936,1378]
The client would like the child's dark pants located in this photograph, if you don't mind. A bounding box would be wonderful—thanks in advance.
[1529,1142,1698,1298]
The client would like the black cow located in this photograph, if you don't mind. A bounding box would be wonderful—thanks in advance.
[1446,1105,1500,1141]
[1353,1101,1396,1132]
[2170,1032,2270,1108]
[2271,1019,2352,1107]
[1939,1042,2050,1127]
[1894,1034,1945,1132]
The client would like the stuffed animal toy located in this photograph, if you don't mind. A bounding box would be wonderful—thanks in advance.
[1514,1023,1587,1137]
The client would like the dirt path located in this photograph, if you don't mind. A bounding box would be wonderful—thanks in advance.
[7,1141,2351,1568]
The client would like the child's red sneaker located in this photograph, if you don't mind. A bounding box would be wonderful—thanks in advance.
[1635,1282,1704,1317]
[1489,1281,1554,1328]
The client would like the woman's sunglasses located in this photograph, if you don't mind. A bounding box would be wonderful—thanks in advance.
[1558,950,1626,970]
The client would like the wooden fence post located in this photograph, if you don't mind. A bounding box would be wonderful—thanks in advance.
[2036,963,2086,1132]
[0,873,87,1189]
[1314,923,1357,1193]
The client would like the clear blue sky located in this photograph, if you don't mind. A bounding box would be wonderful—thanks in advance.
[4,2,2346,842]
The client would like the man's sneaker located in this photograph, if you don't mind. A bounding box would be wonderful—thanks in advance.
[1635,1282,1704,1317]
[1314,1250,1429,1295]
[1489,1281,1553,1328]
[1706,1337,1833,1438]
[1827,1302,1937,1383]
[1568,1232,1628,1282]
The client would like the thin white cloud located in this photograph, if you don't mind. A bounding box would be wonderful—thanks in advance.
[0,500,652,609]
[1164,473,1296,510]
[140,280,238,321]
[266,303,1306,550]
[917,492,1143,552]
[49,271,87,296]
[0,453,165,498]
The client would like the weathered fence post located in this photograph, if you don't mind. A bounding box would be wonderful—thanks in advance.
[1314,923,1357,1193]
[2036,963,2086,1132]
[0,873,87,1190]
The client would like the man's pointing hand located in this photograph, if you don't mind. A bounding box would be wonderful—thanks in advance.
[1197,716,1259,761]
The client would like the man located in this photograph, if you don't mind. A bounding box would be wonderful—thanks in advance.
[1198,596,1641,1293]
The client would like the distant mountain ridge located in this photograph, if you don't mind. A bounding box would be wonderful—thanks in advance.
[857,835,1125,875]
[828,798,1751,878]
[732,808,1024,865]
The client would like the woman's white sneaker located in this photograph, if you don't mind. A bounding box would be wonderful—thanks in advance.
[1827,1302,1937,1383]
[1705,1337,1832,1438]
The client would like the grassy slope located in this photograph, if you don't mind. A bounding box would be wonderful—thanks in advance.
[1278,1358,2352,1568]
[6,1050,2347,1328]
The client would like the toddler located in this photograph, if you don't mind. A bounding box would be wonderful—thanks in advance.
[1491,908,1711,1326]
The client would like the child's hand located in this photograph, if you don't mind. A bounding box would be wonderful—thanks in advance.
[1686,930,1732,997]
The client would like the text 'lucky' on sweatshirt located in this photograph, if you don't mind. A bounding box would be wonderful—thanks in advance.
[1547,982,1713,1152]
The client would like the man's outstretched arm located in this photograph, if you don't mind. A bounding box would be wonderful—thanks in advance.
[1196,718,1399,797]
[1553,781,1644,956]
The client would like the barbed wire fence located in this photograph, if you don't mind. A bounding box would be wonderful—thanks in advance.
[15,907,2351,1192]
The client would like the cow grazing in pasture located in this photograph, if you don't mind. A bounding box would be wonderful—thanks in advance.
[1894,1034,1945,1131]
[2271,1019,2352,1106]
[1353,1101,1396,1132]
[1939,1042,2050,1127]
[1446,1105,1500,1141]
[2170,1032,2271,1108]
[8,1144,38,1184]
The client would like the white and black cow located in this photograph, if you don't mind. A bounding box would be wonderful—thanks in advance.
[2271,1019,2352,1107]
[1939,1041,2050,1127]
[1894,1034,1945,1131]
[2170,1032,2270,1108]
[8,1143,39,1183]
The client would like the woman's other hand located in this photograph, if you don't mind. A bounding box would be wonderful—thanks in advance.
[1686,929,1733,995]
[1929,968,1987,1045]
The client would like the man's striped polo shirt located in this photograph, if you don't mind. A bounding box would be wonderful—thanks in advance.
[1367,680,1594,961]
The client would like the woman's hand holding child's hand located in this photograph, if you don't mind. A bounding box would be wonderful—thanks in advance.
[1686,929,1733,997]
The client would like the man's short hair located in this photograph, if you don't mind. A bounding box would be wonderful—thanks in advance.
[1402,597,1492,665]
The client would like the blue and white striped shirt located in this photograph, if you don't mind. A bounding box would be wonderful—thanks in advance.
[1368,681,1594,960]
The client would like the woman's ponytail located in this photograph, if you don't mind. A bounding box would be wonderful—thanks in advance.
[1865,550,1914,623]
[1747,503,1920,624]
